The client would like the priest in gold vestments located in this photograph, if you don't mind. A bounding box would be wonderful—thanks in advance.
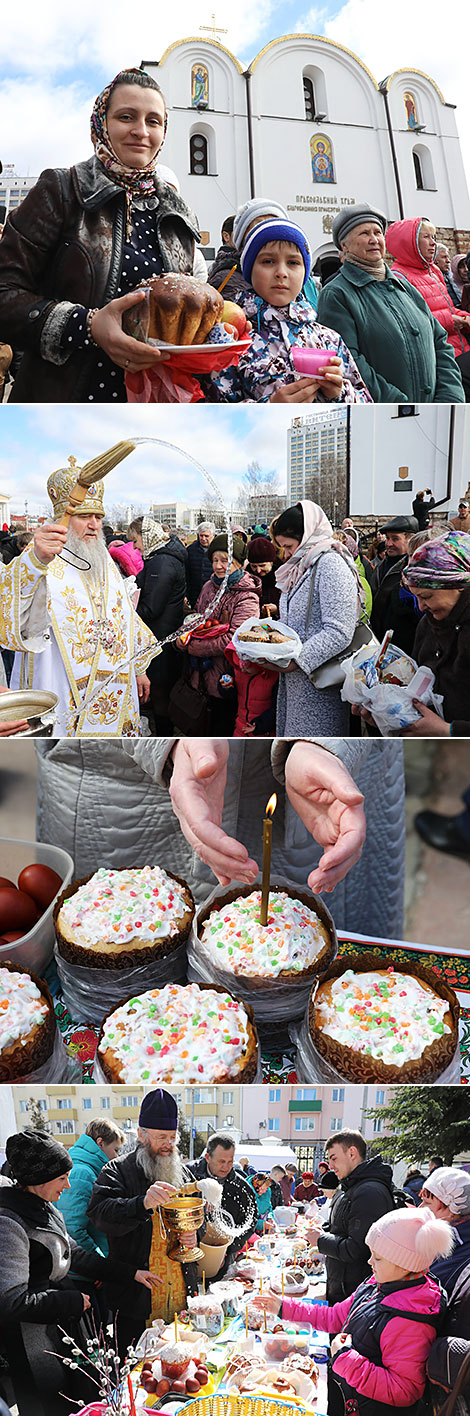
[0,462,157,736]
[87,1090,201,1358]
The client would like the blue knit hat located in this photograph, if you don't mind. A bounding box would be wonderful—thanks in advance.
[240,220,312,285]
[139,1089,178,1131]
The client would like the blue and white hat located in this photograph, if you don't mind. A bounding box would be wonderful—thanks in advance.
[240,220,312,285]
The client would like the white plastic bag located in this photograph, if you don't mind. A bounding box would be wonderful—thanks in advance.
[232,618,302,671]
[340,643,444,734]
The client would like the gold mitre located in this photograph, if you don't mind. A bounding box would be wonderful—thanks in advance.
[47,457,105,521]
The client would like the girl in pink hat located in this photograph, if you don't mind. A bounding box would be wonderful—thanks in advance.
[253,1206,453,1416]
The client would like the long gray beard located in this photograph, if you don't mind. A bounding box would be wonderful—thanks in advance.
[135,1142,185,1189]
[66,527,108,578]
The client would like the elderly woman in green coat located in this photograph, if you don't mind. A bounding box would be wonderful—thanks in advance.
[317,203,465,404]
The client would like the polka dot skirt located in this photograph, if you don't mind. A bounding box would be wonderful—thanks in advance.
[60,209,164,402]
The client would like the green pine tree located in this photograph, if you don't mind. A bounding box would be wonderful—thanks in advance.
[366,1087,470,1166]
[27,1097,49,1133]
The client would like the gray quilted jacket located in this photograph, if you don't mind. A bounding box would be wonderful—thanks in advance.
[35,739,404,938]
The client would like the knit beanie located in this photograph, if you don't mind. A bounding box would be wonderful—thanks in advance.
[332,203,387,251]
[6,1129,72,1186]
[424,1167,470,1217]
[241,220,312,285]
[233,199,289,251]
[247,536,274,563]
[321,1170,340,1190]
[366,1206,454,1272]
[208,533,246,566]
[139,1089,178,1131]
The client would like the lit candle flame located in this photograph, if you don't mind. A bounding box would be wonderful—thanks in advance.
[266,794,277,817]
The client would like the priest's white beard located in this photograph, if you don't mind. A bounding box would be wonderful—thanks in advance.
[135,1141,185,1189]
[65,527,108,579]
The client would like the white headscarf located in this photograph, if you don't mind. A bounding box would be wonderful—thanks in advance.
[274,499,362,598]
[425,1167,470,1217]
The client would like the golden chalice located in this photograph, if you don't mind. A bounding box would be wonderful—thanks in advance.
[161,1185,205,1263]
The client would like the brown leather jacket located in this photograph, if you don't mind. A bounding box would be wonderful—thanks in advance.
[0,155,200,402]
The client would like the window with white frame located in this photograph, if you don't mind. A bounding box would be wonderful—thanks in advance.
[295,1117,316,1132]
[57,1098,72,1110]
[82,1098,92,1109]
[222,1092,234,1105]
[296,1088,317,1101]
[375,1090,385,1105]
[332,1088,345,1102]
[268,1118,280,1132]
[269,1088,281,1103]
[121,1095,139,1108]
[19,1100,29,1113]
[56,1120,74,1136]
[373,1118,383,1134]
[101,1097,111,1110]
[330,1117,343,1132]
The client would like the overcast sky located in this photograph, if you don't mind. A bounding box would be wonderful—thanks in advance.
[1,0,469,179]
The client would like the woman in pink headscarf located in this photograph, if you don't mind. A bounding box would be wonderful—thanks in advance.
[271,500,362,737]
[399,529,470,736]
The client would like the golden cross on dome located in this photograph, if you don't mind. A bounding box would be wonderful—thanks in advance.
[199,13,228,40]
[68,455,78,468]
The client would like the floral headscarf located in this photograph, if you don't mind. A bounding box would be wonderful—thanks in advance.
[90,68,168,238]
[141,515,170,559]
[402,529,470,589]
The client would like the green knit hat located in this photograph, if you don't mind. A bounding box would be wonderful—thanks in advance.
[208,534,246,566]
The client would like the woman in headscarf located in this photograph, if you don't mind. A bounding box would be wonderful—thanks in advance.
[0,68,200,402]
[130,515,187,733]
[399,529,470,736]
[0,1129,159,1416]
[271,500,361,736]
[247,1173,274,1234]
[446,253,470,311]
[176,533,260,736]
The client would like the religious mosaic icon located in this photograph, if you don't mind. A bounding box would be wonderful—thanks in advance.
[310,134,335,184]
[404,92,418,129]
[192,63,209,107]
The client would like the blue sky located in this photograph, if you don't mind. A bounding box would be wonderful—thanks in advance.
[0,402,301,517]
[1,0,469,176]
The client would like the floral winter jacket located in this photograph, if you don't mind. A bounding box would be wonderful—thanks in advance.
[203,290,372,403]
[283,1273,446,1415]
[387,219,470,360]
[187,570,260,697]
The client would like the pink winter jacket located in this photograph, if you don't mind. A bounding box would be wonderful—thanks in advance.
[188,570,260,697]
[283,1274,443,1408]
[387,218,470,359]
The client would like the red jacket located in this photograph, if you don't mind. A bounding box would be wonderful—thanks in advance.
[224,642,278,736]
[189,571,260,698]
[387,218,470,359]
[283,1274,444,1409]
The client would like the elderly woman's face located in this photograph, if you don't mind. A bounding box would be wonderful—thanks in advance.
[275,534,300,560]
[106,84,166,168]
[342,222,386,261]
[414,587,462,620]
[418,224,436,264]
[27,1172,72,1203]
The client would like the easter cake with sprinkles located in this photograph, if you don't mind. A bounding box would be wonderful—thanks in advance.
[309,953,459,1083]
[0,960,56,1082]
[196,884,335,983]
[54,866,195,970]
[96,982,259,1084]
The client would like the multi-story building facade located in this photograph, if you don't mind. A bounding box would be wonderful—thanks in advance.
[287,410,348,522]
[8,1086,242,1152]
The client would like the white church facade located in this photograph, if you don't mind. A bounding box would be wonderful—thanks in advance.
[143,32,470,275]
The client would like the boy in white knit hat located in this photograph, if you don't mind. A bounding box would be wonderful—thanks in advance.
[253,1206,453,1416]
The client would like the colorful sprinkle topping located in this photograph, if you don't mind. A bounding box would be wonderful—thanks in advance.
[199,891,328,978]
[316,969,451,1065]
[99,983,251,1082]
[0,968,48,1049]
[59,867,190,949]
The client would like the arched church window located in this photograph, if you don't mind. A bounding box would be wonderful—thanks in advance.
[412,145,435,191]
[310,133,335,184]
[190,133,208,175]
[413,151,424,190]
[303,77,315,120]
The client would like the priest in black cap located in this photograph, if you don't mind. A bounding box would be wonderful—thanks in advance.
[0,1128,155,1416]
[88,1088,200,1354]
[370,515,421,655]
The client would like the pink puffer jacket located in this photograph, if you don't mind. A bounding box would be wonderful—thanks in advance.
[188,570,260,697]
[387,218,470,358]
[283,1273,443,1409]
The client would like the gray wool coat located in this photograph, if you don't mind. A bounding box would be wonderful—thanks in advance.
[36,738,405,939]
[276,553,358,737]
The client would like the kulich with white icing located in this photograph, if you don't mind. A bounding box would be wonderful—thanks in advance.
[0,962,56,1083]
[97,983,258,1084]
[0,967,49,1048]
[315,968,451,1066]
[198,890,330,978]
[58,867,190,948]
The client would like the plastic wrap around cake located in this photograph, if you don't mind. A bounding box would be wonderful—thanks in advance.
[340,633,444,734]
[232,618,302,670]
[123,273,251,387]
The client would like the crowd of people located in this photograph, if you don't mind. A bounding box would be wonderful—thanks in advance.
[1,467,469,738]
[0,66,469,404]
[0,1105,469,1416]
